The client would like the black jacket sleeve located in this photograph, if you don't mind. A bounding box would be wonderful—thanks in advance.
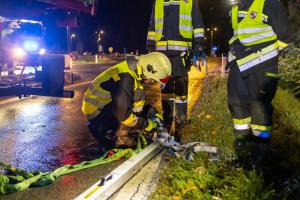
[146,1,156,52]
[192,0,206,51]
[268,0,289,43]
[111,74,148,130]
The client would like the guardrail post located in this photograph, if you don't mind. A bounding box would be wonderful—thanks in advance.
[95,55,99,64]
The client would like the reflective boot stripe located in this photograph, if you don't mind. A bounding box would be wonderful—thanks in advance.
[252,130,271,138]
[251,124,272,132]
[233,117,251,130]
[234,123,251,130]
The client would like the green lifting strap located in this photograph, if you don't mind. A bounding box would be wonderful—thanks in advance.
[0,134,148,195]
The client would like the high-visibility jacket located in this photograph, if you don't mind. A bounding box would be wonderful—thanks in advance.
[147,0,205,55]
[82,59,147,129]
[228,0,289,76]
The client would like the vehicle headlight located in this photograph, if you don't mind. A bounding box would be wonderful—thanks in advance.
[39,48,46,55]
[13,47,25,58]
[23,40,39,52]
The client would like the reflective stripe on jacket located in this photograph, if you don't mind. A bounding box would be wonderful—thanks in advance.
[230,0,277,46]
[147,0,205,56]
[82,61,145,127]
[228,0,290,74]
[154,0,193,41]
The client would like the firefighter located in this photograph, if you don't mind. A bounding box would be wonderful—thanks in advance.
[227,0,289,145]
[147,0,205,141]
[82,52,172,149]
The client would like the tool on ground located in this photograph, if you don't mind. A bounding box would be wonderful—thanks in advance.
[154,128,218,161]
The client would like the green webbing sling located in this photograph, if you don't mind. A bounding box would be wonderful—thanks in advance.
[0,134,148,195]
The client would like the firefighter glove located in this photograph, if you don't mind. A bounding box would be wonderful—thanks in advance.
[144,118,158,132]
[153,113,163,126]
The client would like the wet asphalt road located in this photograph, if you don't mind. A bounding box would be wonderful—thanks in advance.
[0,59,124,199]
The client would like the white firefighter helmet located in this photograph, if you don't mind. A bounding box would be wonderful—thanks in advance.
[138,52,172,84]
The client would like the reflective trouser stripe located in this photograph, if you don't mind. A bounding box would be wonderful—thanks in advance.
[233,117,251,130]
[237,43,279,72]
[233,117,251,124]
[251,124,272,138]
[170,98,187,104]
[251,124,272,132]
[132,100,145,113]
[234,123,251,130]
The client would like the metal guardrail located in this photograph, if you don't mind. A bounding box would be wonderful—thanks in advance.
[74,141,164,200]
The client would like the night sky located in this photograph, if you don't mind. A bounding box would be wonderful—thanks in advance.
[77,0,232,54]
[0,0,233,54]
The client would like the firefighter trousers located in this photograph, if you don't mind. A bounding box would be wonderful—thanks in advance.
[161,56,188,139]
[87,103,157,148]
[87,104,119,149]
[227,64,278,140]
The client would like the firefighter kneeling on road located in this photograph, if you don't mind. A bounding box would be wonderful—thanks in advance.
[82,52,172,150]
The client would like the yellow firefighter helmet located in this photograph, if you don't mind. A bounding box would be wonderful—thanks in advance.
[138,52,172,84]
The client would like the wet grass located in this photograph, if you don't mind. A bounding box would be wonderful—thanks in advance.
[149,75,300,200]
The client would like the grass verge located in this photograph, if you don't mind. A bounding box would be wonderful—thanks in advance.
[149,75,300,200]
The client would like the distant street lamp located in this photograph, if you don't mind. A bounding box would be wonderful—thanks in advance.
[96,29,104,53]
[207,26,218,53]
[70,33,76,52]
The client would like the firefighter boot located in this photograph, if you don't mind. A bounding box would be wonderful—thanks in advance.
[115,124,137,148]
[174,101,188,142]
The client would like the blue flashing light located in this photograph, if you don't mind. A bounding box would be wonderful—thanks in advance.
[23,40,39,52]
[212,46,219,51]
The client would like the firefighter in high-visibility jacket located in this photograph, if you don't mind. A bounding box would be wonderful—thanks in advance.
[227,0,289,144]
[82,52,172,149]
[147,0,205,141]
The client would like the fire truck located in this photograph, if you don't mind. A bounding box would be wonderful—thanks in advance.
[0,0,97,98]
[0,17,46,75]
